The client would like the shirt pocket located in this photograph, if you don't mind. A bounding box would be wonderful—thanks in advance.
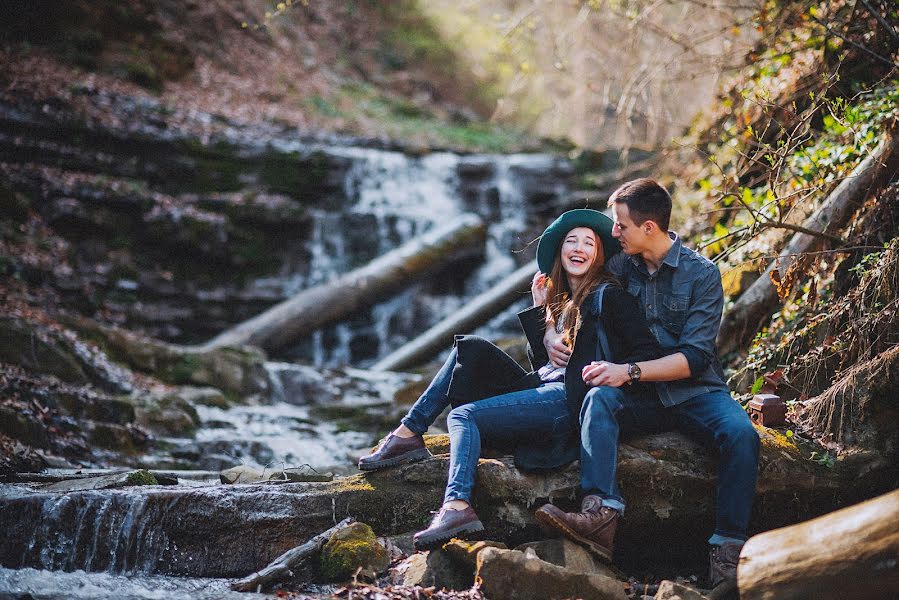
[660,293,689,334]
[627,280,643,308]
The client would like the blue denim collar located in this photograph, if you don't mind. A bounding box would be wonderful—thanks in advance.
[629,231,682,272]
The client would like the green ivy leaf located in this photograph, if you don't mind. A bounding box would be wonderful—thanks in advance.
[750,376,764,395]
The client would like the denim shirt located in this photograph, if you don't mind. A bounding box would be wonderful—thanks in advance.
[607,232,729,406]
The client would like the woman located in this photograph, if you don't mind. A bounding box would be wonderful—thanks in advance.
[358,209,661,552]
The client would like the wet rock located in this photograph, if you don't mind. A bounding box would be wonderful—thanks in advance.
[180,387,229,408]
[219,463,328,485]
[132,388,202,436]
[193,191,311,230]
[0,434,47,481]
[164,438,273,472]
[0,316,132,394]
[0,316,88,384]
[515,538,619,579]
[654,580,709,600]
[475,546,627,600]
[84,421,148,452]
[66,316,270,397]
[83,396,136,425]
[0,406,50,449]
[41,469,159,492]
[320,522,390,581]
[144,204,229,258]
[402,539,511,591]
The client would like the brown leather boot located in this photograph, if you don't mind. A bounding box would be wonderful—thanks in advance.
[534,495,619,561]
[709,540,743,590]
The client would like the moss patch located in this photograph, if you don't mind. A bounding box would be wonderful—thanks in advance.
[320,522,390,581]
[125,469,158,486]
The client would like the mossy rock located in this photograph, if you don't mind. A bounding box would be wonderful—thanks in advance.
[125,469,158,486]
[320,522,390,581]
[133,390,200,436]
[424,433,450,455]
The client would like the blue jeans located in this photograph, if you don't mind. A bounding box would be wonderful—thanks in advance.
[580,385,760,541]
[401,348,572,504]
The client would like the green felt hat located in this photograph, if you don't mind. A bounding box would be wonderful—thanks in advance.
[536,209,620,274]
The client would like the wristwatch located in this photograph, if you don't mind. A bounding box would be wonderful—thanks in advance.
[627,362,642,383]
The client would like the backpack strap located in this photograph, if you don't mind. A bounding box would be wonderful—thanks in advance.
[593,283,613,362]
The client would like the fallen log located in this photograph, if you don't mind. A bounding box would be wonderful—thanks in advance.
[372,262,536,371]
[717,128,899,355]
[231,517,354,592]
[205,214,487,354]
[738,488,899,600]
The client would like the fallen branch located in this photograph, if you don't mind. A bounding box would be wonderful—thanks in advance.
[205,214,486,354]
[231,517,354,592]
[718,127,899,355]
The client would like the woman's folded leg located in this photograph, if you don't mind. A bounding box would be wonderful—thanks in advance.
[413,381,570,549]
[443,382,570,504]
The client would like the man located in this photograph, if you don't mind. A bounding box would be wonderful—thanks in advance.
[534,178,760,590]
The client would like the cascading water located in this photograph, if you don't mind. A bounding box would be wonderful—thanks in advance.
[279,145,573,368]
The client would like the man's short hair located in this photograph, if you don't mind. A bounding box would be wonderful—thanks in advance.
[608,178,672,231]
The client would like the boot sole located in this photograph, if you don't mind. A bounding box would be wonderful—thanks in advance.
[358,447,432,471]
[534,507,613,562]
[413,520,485,551]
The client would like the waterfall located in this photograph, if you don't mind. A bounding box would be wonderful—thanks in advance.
[14,489,169,574]
[282,146,572,368]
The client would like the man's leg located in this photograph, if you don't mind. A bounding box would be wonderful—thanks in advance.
[536,384,667,559]
[579,384,670,508]
[673,390,760,588]
[673,390,760,541]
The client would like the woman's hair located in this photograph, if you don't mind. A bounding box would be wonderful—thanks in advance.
[544,232,615,348]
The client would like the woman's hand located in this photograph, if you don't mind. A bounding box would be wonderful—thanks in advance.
[531,272,549,307]
[543,326,571,368]
[582,361,630,388]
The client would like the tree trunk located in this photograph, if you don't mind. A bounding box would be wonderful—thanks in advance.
[738,488,899,600]
[371,262,536,371]
[205,214,487,354]
[718,128,899,355]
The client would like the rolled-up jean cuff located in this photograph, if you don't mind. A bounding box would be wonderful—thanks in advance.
[709,533,747,545]
[444,492,470,504]
[399,415,428,436]
[601,498,626,514]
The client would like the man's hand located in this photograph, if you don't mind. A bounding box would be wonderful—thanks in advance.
[531,272,549,307]
[543,327,571,368]
[582,361,630,388]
